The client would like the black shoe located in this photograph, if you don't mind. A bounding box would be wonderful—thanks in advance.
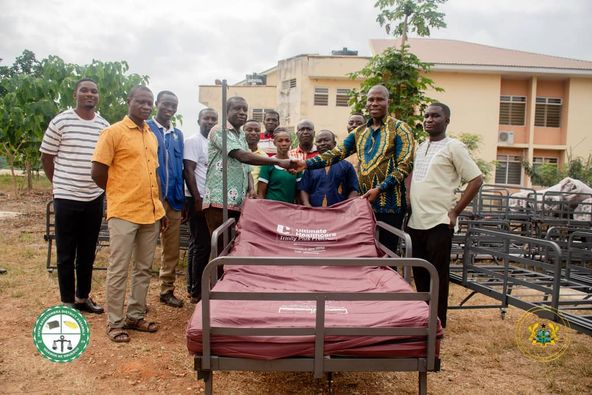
[0,267,7,275]
[160,292,184,308]
[75,298,105,314]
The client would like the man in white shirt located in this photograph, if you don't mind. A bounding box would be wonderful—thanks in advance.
[183,108,218,303]
[40,78,109,314]
[407,103,483,328]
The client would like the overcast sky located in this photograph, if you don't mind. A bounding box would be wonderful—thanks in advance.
[2,0,591,135]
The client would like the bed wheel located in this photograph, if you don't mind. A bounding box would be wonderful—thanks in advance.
[419,371,427,395]
[327,372,334,395]
[500,308,507,319]
[202,371,212,395]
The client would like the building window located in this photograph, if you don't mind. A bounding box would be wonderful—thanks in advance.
[314,88,329,106]
[535,97,562,127]
[495,154,522,185]
[281,79,296,90]
[336,89,350,107]
[499,96,526,126]
[251,108,274,122]
[533,157,558,171]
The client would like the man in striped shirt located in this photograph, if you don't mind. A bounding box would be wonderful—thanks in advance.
[40,78,109,314]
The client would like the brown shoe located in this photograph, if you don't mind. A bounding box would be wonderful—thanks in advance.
[159,292,184,308]
[123,317,158,333]
[106,324,130,342]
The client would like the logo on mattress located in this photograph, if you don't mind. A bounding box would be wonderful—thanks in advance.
[514,307,570,362]
[278,304,348,314]
[275,224,337,242]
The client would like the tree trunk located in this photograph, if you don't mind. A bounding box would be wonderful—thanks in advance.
[25,160,33,191]
[401,15,409,50]
[1,143,19,198]
[8,158,19,199]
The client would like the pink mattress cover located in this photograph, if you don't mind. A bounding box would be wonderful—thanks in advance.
[186,199,442,360]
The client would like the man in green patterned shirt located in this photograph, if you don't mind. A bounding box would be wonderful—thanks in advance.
[203,96,294,233]
[293,85,415,253]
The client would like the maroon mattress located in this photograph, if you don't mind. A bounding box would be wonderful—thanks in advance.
[186,198,442,360]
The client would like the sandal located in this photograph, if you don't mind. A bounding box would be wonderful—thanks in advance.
[123,317,158,333]
[106,325,130,343]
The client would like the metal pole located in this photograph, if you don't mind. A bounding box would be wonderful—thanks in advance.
[221,80,229,248]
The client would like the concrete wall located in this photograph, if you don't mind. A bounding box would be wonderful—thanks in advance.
[197,55,592,187]
[198,85,277,122]
[565,78,592,159]
[533,79,566,146]
[302,78,362,141]
[426,71,501,165]
[500,79,529,144]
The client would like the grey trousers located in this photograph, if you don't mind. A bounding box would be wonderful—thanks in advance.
[106,218,160,328]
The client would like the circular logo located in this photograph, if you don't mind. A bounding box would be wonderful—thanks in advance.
[514,307,570,362]
[32,306,90,363]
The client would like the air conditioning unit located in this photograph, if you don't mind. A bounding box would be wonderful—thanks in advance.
[498,131,514,145]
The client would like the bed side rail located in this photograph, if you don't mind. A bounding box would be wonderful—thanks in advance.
[376,221,412,281]
[375,220,412,258]
[200,257,440,376]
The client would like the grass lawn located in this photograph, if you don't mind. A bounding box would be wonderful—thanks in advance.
[0,173,52,194]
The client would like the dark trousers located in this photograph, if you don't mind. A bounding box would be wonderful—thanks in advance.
[204,207,241,279]
[186,197,212,299]
[407,224,453,328]
[54,195,104,303]
[375,211,405,255]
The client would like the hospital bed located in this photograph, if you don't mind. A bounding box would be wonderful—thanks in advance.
[186,198,442,394]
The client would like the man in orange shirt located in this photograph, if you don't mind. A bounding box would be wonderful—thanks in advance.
[91,85,167,343]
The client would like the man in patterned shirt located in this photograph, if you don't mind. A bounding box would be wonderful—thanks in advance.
[40,78,109,314]
[203,97,294,234]
[293,85,415,253]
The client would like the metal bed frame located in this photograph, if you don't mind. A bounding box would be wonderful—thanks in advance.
[43,199,191,272]
[451,184,591,264]
[193,218,440,395]
[449,227,592,334]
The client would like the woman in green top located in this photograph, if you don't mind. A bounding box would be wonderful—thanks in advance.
[257,128,301,203]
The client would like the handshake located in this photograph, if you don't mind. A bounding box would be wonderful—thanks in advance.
[277,159,307,173]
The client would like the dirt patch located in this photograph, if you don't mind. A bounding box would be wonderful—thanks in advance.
[0,191,591,394]
[0,211,21,219]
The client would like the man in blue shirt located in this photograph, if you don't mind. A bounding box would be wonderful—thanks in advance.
[299,130,359,207]
[147,90,185,308]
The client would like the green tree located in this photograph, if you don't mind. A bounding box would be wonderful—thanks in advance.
[0,50,150,195]
[75,60,149,123]
[0,53,69,193]
[348,0,448,140]
[453,133,494,182]
[523,153,592,187]
[348,47,442,139]
[375,0,447,49]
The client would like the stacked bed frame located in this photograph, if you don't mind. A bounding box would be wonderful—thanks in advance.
[449,184,592,335]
